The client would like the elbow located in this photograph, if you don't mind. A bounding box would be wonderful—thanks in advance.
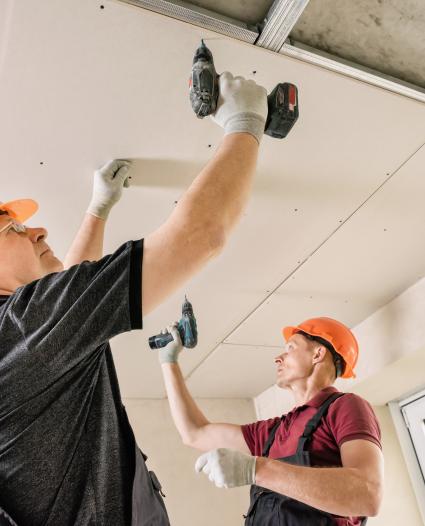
[188,222,226,261]
[181,430,200,449]
[367,497,382,518]
[182,434,195,448]
[364,482,383,517]
[203,223,226,258]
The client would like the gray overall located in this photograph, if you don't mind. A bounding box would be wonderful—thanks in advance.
[244,392,367,526]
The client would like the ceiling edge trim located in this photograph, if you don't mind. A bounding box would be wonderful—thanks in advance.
[116,0,259,43]
[282,41,425,104]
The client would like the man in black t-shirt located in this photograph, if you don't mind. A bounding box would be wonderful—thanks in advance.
[0,73,268,525]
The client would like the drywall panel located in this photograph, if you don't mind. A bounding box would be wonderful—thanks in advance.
[186,343,279,397]
[225,143,425,354]
[2,0,425,397]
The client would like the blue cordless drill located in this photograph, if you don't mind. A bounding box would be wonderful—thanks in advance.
[149,296,198,349]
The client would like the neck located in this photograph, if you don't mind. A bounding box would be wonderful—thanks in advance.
[288,377,334,407]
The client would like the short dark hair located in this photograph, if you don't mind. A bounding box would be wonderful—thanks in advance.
[297,330,345,378]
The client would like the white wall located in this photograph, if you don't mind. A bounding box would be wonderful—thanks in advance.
[367,406,423,526]
[125,398,255,526]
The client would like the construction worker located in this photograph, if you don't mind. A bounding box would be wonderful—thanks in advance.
[159,317,384,525]
[0,72,268,526]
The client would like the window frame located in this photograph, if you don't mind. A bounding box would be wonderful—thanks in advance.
[389,387,425,523]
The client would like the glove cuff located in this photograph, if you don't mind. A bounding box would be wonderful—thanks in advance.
[224,112,266,144]
[159,354,179,364]
[87,201,111,220]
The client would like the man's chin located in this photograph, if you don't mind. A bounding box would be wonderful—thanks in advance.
[42,255,64,274]
[276,379,289,390]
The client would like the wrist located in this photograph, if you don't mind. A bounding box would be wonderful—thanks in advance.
[87,201,111,220]
[254,456,269,487]
[224,113,265,144]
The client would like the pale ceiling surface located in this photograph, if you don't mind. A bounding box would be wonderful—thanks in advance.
[1,0,425,398]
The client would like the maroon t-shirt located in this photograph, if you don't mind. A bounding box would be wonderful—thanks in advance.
[241,387,381,525]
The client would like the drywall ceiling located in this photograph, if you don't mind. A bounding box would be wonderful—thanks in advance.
[1,0,425,398]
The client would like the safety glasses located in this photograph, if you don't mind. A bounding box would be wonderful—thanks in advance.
[0,219,27,235]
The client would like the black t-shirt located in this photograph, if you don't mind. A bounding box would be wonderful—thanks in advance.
[0,240,160,526]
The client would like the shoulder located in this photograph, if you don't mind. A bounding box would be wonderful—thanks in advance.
[326,392,382,448]
[330,392,375,415]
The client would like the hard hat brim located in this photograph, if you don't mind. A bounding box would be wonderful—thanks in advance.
[0,199,39,223]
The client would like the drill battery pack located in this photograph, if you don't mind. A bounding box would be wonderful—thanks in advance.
[265,83,299,139]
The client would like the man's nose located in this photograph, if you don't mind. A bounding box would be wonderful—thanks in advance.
[274,354,284,365]
[28,227,48,243]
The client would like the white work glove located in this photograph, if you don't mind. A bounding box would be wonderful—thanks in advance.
[87,159,132,220]
[211,72,268,145]
[195,448,256,488]
[158,323,183,364]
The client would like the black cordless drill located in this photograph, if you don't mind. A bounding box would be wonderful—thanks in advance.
[189,40,299,139]
[149,296,198,350]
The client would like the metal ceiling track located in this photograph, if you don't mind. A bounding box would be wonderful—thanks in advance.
[256,0,310,52]
[116,0,425,104]
[281,41,425,104]
[117,0,258,43]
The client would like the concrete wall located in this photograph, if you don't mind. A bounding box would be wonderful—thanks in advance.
[125,398,255,526]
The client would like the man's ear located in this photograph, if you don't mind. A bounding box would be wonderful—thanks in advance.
[312,345,328,364]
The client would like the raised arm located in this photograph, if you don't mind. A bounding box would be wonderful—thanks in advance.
[159,325,250,454]
[142,73,267,316]
[64,160,131,268]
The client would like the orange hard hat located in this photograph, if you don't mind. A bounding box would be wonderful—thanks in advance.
[0,199,38,223]
[282,317,359,379]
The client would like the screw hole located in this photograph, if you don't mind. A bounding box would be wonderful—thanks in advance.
[100,5,105,9]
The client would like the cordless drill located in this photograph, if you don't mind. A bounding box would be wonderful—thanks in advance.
[189,40,299,139]
[149,296,198,349]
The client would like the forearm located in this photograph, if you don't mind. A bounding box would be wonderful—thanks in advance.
[64,213,106,268]
[179,133,258,236]
[161,362,209,446]
[255,457,380,517]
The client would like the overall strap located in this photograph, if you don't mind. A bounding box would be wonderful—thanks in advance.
[262,416,284,457]
[296,392,345,455]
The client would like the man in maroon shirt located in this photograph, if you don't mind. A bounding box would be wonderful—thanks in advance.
[159,316,384,525]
